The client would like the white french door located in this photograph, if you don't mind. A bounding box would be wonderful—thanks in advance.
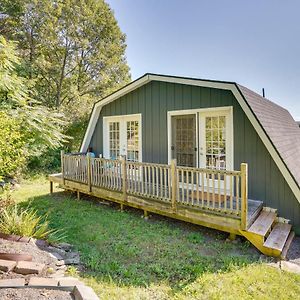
[169,108,233,191]
[103,114,142,162]
[199,110,232,171]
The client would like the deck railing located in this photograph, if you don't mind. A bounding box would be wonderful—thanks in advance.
[61,151,248,229]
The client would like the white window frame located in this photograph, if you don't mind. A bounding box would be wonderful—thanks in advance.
[103,114,142,162]
[167,106,233,170]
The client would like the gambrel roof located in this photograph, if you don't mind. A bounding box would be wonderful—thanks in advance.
[81,73,300,204]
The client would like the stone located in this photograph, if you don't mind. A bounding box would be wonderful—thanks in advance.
[266,262,280,269]
[49,252,64,260]
[0,278,25,287]
[67,251,80,259]
[57,242,73,252]
[47,246,67,257]
[28,277,58,287]
[56,260,65,266]
[73,284,99,300]
[35,239,49,248]
[0,259,16,272]
[58,277,83,287]
[14,261,45,275]
[281,261,300,274]
[64,257,80,265]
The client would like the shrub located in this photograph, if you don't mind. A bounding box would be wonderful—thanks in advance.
[0,206,64,242]
[0,112,26,178]
[0,185,15,210]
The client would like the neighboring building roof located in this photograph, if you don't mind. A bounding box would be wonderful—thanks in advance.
[80,73,300,204]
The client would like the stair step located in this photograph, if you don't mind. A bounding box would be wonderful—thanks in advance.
[247,210,277,236]
[264,223,292,252]
[280,231,295,260]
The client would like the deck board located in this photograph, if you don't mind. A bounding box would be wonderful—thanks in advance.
[263,223,292,251]
[247,210,276,236]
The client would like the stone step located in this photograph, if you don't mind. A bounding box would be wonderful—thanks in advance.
[14,261,45,275]
[0,259,16,272]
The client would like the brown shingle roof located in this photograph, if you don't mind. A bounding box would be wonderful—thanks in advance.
[237,84,300,188]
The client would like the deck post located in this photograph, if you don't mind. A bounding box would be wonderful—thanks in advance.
[50,181,53,194]
[87,155,92,192]
[61,150,65,185]
[171,159,177,212]
[121,156,127,202]
[241,163,248,230]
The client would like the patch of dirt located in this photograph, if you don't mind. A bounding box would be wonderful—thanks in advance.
[0,288,73,300]
[0,238,58,279]
[287,236,300,266]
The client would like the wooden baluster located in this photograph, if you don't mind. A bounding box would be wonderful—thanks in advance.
[236,175,240,213]
[196,171,199,207]
[218,173,221,209]
[148,165,150,196]
[141,166,144,195]
[61,150,65,185]
[201,172,204,208]
[230,175,233,211]
[240,163,248,230]
[191,171,194,206]
[224,174,227,212]
[212,173,215,210]
[171,159,177,211]
[87,155,91,192]
[120,156,127,202]
[159,167,163,199]
[206,172,210,208]
[155,167,159,197]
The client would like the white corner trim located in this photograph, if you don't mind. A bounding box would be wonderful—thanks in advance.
[80,74,300,204]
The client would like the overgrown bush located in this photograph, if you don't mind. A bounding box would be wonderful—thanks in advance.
[0,206,64,242]
[0,112,26,178]
[0,185,15,210]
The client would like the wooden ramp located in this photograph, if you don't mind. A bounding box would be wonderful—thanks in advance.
[240,207,294,258]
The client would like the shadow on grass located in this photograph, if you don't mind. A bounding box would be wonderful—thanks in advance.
[19,189,264,290]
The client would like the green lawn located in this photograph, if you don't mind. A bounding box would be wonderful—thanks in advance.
[13,178,300,299]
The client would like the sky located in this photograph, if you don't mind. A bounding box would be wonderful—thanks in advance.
[107,0,300,120]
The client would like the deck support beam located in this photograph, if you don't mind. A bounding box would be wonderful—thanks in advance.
[77,190,80,200]
[50,181,53,194]
[144,210,149,220]
[229,233,236,240]
[120,203,124,212]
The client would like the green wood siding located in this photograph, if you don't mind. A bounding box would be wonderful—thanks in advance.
[89,81,300,228]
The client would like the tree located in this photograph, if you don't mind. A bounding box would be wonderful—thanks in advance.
[0,0,130,120]
[0,36,66,177]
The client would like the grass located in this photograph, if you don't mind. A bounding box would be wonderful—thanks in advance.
[13,178,300,299]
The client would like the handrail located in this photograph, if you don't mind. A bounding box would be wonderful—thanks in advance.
[61,153,248,227]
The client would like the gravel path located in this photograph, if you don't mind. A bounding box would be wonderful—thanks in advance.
[287,236,300,266]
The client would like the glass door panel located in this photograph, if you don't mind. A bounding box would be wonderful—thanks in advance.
[171,114,197,167]
[108,121,120,159]
[126,120,139,162]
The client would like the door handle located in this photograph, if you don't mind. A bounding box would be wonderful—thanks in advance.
[171,146,175,150]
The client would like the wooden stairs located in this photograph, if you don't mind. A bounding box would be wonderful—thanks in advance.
[240,207,295,258]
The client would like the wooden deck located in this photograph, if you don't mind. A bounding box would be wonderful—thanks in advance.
[49,153,294,257]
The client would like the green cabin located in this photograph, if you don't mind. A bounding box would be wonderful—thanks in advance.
[50,73,300,258]
[81,73,300,232]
